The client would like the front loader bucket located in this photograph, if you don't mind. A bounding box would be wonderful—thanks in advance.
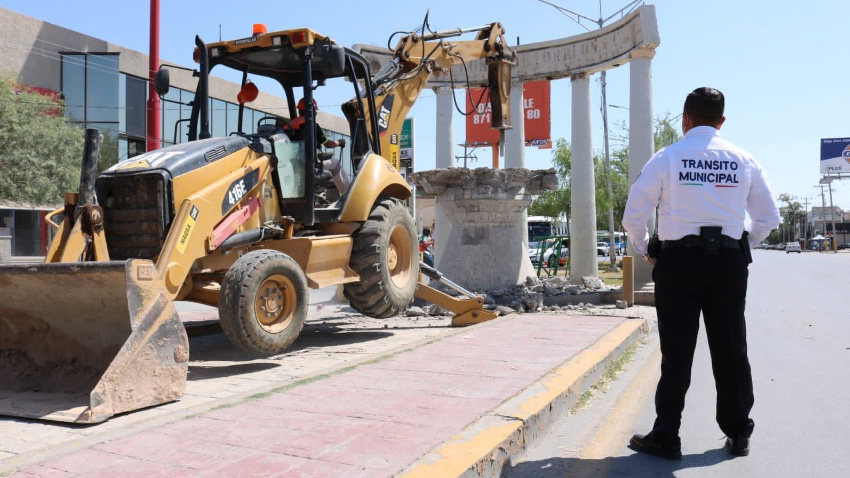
[0,260,189,424]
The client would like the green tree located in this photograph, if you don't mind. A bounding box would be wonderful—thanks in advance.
[597,113,682,231]
[654,115,681,151]
[528,138,571,219]
[0,78,85,204]
[530,114,683,232]
[594,148,630,231]
[777,193,803,242]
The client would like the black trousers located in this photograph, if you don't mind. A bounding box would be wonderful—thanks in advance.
[651,246,755,442]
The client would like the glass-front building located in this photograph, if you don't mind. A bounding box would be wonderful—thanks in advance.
[60,53,314,171]
[1,5,352,260]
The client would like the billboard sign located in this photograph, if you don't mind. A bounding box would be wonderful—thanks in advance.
[465,80,551,146]
[820,137,850,174]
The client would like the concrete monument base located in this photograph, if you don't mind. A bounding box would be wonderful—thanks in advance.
[412,168,557,291]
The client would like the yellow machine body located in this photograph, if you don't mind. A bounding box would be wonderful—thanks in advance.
[0,21,512,423]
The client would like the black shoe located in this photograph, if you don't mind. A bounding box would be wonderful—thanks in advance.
[629,432,682,460]
[726,435,749,456]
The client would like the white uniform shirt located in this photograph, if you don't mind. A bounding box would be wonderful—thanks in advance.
[622,126,780,256]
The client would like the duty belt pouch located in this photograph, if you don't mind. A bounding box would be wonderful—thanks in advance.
[740,231,753,264]
[647,234,661,259]
[700,226,723,254]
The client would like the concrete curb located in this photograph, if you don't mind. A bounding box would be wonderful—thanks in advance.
[397,317,648,478]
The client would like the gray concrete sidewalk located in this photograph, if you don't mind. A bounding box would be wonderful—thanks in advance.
[4,309,649,477]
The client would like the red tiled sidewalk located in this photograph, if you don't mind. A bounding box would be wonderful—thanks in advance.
[10,313,629,478]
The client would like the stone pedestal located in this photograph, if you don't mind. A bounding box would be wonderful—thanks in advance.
[0,236,11,263]
[412,168,557,291]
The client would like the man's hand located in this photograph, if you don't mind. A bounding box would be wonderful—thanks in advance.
[643,255,656,266]
[337,138,346,148]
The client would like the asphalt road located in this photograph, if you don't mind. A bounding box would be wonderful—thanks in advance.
[504,249,850,478]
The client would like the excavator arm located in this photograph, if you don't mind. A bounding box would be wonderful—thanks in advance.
[416,263,498,326]
[348,21,515,171]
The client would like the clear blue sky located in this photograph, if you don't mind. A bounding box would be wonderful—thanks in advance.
[4,0,850,211]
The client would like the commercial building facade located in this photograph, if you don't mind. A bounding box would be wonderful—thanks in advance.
[0,7,349,259]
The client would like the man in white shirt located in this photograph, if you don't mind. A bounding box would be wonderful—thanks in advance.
[623,87,780,459]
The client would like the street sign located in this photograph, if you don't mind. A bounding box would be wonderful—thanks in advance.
[820,177,833,184]
[400,118,414,164]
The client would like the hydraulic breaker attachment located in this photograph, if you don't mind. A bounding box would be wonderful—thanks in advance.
[0,260,188,424]
[414,263,498,326]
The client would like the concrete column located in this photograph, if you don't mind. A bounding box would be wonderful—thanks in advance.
[628,50,655,287]
[504,80,528,246]
[505,80,525,168]
[435,87,456,169]
[434,87,455,268]
[569,73,598,283]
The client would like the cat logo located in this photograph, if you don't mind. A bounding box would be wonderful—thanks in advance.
[377,95,395,136]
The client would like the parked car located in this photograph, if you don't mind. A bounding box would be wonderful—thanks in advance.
[542,239,569,267]
[597,242,610,256]
[615,241,626,255]
[785,242,802,254]
[838,243,850,250]
[528,241,542,263]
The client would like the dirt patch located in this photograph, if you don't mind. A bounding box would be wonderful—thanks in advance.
[0,349,102,393]
[0,307,124,369]
[0,307,125,394]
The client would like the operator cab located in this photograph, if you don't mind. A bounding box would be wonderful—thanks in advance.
[154,25,381,225]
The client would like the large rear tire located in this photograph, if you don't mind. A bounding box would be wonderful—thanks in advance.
[219,250,308,355]
[344,197,418,318]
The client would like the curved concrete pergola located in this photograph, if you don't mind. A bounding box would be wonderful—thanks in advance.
[357,5,660,287]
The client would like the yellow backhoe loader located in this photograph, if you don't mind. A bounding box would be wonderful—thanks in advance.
[0,20,514,423]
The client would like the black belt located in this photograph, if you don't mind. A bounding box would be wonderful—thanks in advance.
[661,235,741,249]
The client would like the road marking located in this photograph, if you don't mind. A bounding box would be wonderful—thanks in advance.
[569,343,661,477]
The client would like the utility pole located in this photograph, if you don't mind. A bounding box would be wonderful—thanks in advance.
[146,0,161,152]
[455,142,480,168]
[600,70,618,271]
[802,196,809,249]
[828,181,838,251]
[816,184,827,249]
[539,0,643,272]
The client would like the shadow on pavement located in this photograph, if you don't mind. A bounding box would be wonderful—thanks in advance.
[503,447,736,477]
[188,362,280,381]
[186,324,395,363]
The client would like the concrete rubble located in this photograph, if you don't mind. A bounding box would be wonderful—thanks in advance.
[406,274,624,318]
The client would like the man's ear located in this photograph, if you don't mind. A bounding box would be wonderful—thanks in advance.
[716,116,726,130]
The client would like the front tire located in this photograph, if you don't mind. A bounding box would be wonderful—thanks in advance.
[344,197,418,318]
[219,250,308,355]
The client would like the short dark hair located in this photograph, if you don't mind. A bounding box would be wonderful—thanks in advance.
[422,227,431,235]
[683,87,724,127]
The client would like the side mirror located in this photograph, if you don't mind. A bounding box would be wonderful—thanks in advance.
[154,68,170,97]
[319,44,346,77]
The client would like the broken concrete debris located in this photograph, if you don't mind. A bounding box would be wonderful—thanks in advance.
[403,275,624,318]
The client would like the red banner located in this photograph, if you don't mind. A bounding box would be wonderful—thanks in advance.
[465,80,551,146]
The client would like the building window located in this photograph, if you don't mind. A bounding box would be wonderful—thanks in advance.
[61,53,121,170]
